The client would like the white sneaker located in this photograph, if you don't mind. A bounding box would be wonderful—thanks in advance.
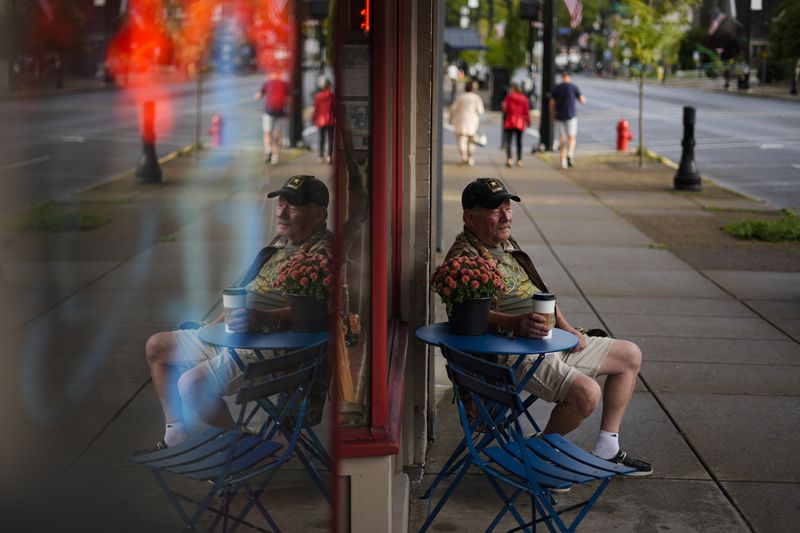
[560,160,568,169]
[468,157,475,166]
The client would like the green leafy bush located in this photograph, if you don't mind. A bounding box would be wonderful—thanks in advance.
[722,210,800,242]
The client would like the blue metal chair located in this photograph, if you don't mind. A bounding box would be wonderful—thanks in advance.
[441,344,634,532]
[178,320,332,503]
[128,341,328,532]
[420,347,545,532]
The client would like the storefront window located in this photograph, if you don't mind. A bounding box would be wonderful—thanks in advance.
[334,6,373,427]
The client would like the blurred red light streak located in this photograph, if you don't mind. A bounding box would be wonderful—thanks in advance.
[106,0,295,136]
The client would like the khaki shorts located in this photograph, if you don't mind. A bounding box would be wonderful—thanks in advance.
[509,335,614,403]
[556,117,578,138]
[173,329,263,396]
[262,113,285,135]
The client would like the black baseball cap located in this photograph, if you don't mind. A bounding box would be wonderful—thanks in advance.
[461,178,521,209]
[267,175,329,207]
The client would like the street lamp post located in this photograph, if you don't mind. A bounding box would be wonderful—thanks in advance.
[136,101,163,184]
[741,1,751,90]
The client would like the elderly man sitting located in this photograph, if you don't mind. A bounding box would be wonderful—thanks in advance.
[140,175,333,451]
[443,177,652,475]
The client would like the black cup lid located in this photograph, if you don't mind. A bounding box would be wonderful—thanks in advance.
[532,292,556,301]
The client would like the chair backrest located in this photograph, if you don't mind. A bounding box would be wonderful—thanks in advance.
[440,343,526,433]
[440,343,515,386]
[234,341,327,405]
[242,341,326,379]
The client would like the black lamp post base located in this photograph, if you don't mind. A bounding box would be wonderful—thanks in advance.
[673,174,702,191]
[136,143,162,184]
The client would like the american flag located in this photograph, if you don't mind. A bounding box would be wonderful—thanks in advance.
[562,0,582,29]
[708,10,727,35]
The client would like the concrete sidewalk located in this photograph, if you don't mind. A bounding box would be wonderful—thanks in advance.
[0,145,334,532]
[409,147,799,532]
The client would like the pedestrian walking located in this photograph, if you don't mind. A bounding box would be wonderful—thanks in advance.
[449,81,485,166]
[313,79,335,164]
[501,83,530,167]
[255,71,290,165]
[550,70,586,169]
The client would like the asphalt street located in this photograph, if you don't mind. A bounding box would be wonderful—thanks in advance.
[0,72,326,217]
[568,76,800,210]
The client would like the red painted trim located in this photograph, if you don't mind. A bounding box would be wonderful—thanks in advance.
[369,0,389,431]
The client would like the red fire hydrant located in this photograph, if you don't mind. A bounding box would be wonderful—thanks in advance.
[208,114,223,146]
[616,118,632,152]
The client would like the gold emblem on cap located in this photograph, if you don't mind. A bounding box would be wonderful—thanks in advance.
[485,179,504,193]
[287,176,306,190]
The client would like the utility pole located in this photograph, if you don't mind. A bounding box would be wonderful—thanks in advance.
[538,0,555,151]
[742,0,751,90]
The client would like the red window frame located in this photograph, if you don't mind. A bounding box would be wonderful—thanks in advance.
[334,0,405,459]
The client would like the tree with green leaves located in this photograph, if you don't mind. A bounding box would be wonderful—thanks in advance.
[613,0,695,166]
[770,0,800,95]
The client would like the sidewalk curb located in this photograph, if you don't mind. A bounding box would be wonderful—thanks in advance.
[71,143,197,196]
[70,142,311,198]
[644,148,781,208]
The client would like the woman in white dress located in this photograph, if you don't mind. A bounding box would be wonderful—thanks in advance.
[449,81,485,166]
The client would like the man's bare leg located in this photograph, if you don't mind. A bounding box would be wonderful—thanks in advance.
[178,366,235,430]
[146,332,187,426]
[263,132,272,161]
[559,133,568,168]
[270,128,282,163]
[145,332,235,444]
[567,134,577,165]
[543,375,600,435]
[597,340,641,434]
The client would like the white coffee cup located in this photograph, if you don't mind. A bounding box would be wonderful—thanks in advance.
[532,292,557,339]
[222,288,247,333]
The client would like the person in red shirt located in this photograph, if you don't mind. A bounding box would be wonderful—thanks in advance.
[313,79,335,164]
[501,83,531,167]
[254,71,290,165]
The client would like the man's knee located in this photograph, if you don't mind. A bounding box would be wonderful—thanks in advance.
[564,376,601,418]
[177,367,220,407]
[616,340,642,373]
[146,331,175,366]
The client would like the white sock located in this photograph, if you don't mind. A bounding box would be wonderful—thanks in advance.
[593,430,620,460]
[164,422,188,447]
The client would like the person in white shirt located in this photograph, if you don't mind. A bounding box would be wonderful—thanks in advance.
[449,81,485,166]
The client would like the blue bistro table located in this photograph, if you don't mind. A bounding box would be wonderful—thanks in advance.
[416,322,579,533]
[198,323,328,350]
[415,322,578,357]
[198,322,332,502]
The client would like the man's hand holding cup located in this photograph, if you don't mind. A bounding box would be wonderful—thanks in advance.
[222,288,247,333]
[532,292,557,339]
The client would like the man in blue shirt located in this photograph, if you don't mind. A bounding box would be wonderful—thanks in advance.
[550,71,586,169]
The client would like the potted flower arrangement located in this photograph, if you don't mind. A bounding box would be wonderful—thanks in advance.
[430,255,506,335]
[274,252,333,331]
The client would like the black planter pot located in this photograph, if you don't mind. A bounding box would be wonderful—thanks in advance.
[287,293,329,332]
[448,297,492,336]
